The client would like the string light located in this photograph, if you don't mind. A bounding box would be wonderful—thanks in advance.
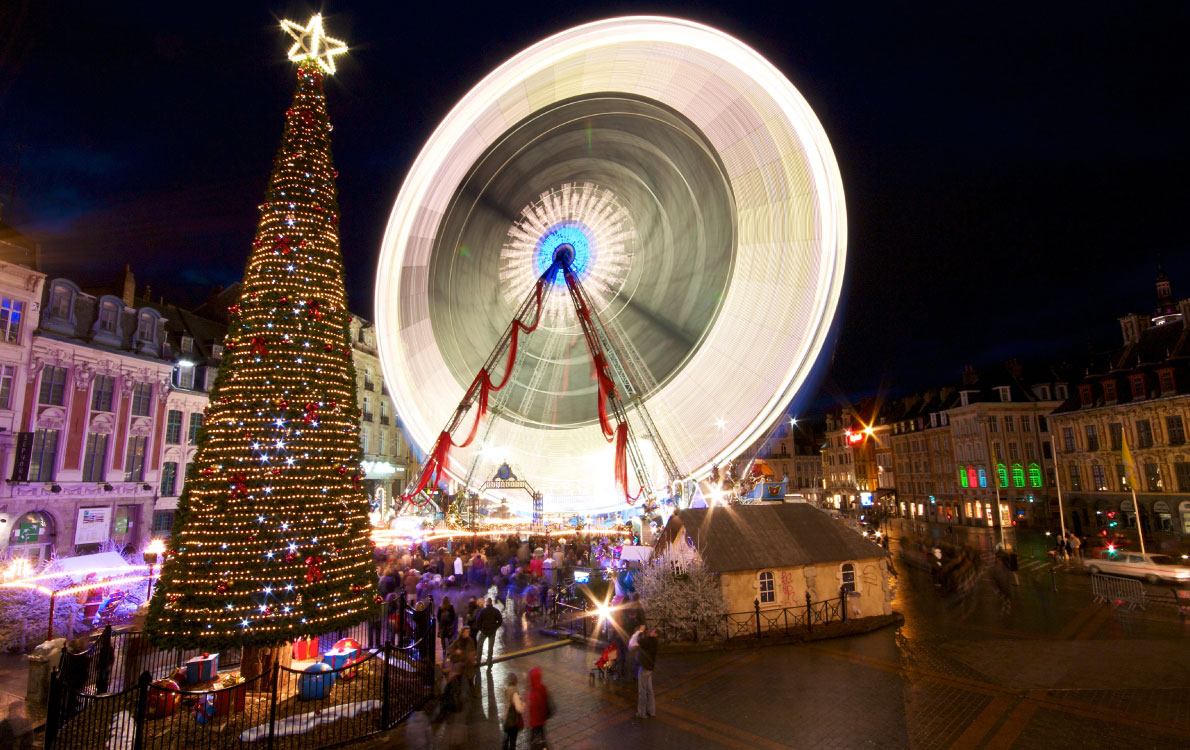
[144,20,376,648]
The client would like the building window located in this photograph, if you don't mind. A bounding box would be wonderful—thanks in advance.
[160,461,178,496]
[136,313,155,342]
[978,469,987,488]
[98,300,120,332]
[165,410,183,444]
[1025,442,1036,461]
[211,344,223,359]
[1085,425,1099,451]
[758,571,775,603]
[959,468,969,488]
[82,432,108,482]
[1068,463,1081,491]
[152,510,175,536]
[131,383,153,417]
[379,430,386,455]
[1135,419,1153,449]
[0,365,14,409]
[997,463,1008,488]
[1008,443,1020,461]
[29,428,59,482]
[1062,427,1075,452]
[124,436,148,482]
[1102,380,1118,403]
[1028,463,1042,488]
[840,563,856,593]
[1129,375,1146,399]
[188,412,205,444]
[1011,464,1025,488]
[0,298,24,343]
[1078,385,1092,406]
[50,286,74,319]
[1144,462,1163,492]
[1175,462,1190,492]
[1166,415,1185,446]
[996,386,1011,402]
[1158,369,1176,395]
[38,365,68,405]
[180,336,193,354]
[361,426,371,453]
[1116,463,1129,490]
[90,375,115,412]
[988,417,998,433]
[1109,422,1123,451]
[175,363,194,390]
[1092,464,1107,491]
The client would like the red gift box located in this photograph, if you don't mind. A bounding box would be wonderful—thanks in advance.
[292,638,319,661]
[213,683,247,716]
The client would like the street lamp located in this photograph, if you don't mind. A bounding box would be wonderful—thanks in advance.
[143,539,166,600]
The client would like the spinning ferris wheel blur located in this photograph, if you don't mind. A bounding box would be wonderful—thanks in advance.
[375,17,847,515]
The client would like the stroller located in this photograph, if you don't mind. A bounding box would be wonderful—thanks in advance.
[522,584,542,620]
[590,642,620,684]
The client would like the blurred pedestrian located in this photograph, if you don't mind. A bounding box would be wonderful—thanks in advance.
[526,667,554,749]
[636,628,659,719]
[503,672,526,750]
[437,596,457,655]
[476,597,504,668]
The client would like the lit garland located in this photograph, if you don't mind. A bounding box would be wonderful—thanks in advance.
[145,32,377,649]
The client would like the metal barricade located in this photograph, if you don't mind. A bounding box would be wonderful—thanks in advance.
[1090,573,1146,610]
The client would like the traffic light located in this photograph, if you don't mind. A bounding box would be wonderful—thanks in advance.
[1106,510,1118,528]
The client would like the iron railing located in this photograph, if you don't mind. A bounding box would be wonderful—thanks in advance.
[655,588,850,643]
[45,599,434,750]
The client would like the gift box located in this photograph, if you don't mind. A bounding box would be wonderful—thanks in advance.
[292,637,319,661]
[323,647,358,671]
[184,652,219,684]
[213,683,247,716]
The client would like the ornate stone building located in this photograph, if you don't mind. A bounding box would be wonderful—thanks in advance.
[823,402,898,514]
[1049,275,1190,549]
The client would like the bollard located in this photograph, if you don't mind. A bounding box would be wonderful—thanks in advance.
[840,585,848,623]
[805,591,813,633]
[754,599,761,640]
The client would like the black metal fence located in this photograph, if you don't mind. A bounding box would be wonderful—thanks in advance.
[652,588,851,643]
[45,598,434,750]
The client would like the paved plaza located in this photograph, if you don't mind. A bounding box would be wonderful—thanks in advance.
[374,530,1189,749]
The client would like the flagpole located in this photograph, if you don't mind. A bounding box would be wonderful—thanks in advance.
[1049,434,1069,561]
[1120,433,1148,557]
[1130,484,1147,557]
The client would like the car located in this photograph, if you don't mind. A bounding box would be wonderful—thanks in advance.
[1084,550,1190,584]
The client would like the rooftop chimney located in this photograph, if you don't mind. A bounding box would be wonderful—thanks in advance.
[118,264,135,307]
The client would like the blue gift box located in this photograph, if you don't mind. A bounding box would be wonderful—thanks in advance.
[323,647,357,671]
[185,653,219,684]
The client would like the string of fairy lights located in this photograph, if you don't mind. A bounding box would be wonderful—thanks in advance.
[146,18,378,648]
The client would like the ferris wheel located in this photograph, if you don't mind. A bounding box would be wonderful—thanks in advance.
[375,17,847,515]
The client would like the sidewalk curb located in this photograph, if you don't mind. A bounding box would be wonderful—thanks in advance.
[545,613,905,653]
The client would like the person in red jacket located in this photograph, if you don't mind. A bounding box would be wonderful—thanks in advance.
[526,666,553,748]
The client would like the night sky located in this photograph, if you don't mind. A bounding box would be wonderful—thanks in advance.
[2,1,1186,412]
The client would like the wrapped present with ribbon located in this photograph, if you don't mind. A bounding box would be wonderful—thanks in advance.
[184,652,219,684]
[292,637,319,661]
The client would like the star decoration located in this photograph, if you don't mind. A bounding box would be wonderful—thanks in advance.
[280,14,348,75]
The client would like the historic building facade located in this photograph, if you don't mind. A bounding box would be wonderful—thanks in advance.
[350,314,417,516]
[823,403,897,514]
[1049,288,1190,549]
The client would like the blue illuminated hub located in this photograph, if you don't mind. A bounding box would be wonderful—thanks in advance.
[535,223,592,284]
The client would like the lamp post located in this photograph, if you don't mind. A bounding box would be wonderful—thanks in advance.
[143,538,166,601]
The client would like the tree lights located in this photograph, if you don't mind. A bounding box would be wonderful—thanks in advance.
[146,19,375,649]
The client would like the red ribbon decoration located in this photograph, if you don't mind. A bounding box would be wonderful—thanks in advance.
[303,402,319,424]
[251,336,268,356]
[230,473,248,498]
[304,556,323,583]
[404,281,547,501]
[306,300,322,321]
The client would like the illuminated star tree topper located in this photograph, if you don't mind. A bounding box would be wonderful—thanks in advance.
[280,13,349,75]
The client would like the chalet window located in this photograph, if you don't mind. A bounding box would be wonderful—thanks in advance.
[758,571,775,603]
[840,563,856,593]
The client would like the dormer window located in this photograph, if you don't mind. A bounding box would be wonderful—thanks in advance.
[174,363,195,390]
[136,314,155,342]
[211,344,223,360]
[1158,369,1176,395]
[1129,374,1146,399]
[50,287,73,319]
[99,301,120,332]
[995,386,1011,402]
[1102,380,1117,403]
[1055,384,1068,400]
[1037,385,1051,400]
[1078,384,1093,407]
[181,336,194,354]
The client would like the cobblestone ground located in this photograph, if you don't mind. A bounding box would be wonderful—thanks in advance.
[364,529,1189,749]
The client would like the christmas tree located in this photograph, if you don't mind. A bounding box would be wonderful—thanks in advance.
[146,16,377,649]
